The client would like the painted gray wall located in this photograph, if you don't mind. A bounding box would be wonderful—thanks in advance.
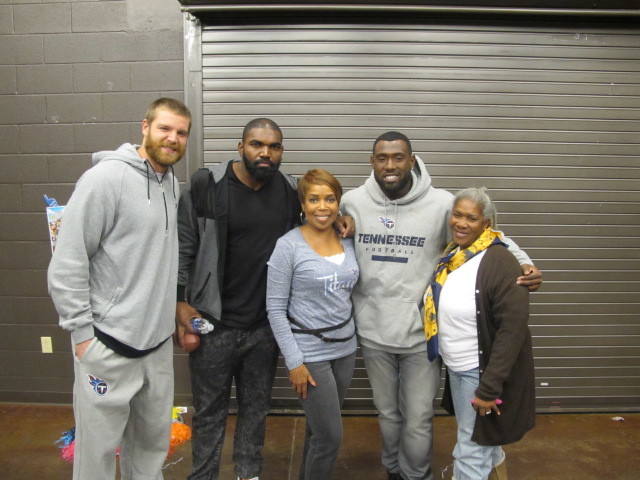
[0,0,189,403]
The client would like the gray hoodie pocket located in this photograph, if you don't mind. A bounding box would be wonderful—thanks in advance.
[353,292,424,348]
[89,261,122,322]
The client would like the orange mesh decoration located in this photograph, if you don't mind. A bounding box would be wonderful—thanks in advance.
[168,421,192,456]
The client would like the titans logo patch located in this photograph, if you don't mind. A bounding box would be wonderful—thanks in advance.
[87,374,109,396]
[378,217,395,229]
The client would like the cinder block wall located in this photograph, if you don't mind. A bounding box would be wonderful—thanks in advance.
[0,0,186,403]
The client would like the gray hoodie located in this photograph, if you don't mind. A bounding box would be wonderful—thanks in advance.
[341,155,531,354]
[48,143,179,350]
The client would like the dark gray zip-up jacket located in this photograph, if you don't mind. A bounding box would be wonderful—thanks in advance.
[177,159,298,324]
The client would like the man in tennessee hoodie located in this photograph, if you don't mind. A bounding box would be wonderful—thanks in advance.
[48,98,191,480]
[341,131,541,480]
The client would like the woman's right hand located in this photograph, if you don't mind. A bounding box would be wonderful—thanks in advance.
[473,396,502,416]
[289,364,317,399]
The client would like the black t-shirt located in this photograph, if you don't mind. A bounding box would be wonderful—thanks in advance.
[221,164,291,328]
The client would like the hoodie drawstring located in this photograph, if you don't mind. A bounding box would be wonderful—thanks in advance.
[170,165,177,202]
[393,202,399,257]
[144,161,151,205]
[144,160,170,231]
[383,198,400,259]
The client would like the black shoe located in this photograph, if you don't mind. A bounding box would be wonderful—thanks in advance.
[387,472,403,480]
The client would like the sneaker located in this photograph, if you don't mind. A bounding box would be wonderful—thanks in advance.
[237,477,259,480]
[387,472,403,480]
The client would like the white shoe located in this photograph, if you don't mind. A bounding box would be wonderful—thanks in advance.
[237,477,259,480]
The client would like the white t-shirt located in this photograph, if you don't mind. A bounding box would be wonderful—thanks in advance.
[324,252,346,265]
[438,250,486,372]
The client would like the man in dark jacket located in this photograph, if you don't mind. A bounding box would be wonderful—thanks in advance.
[175,118,300,480]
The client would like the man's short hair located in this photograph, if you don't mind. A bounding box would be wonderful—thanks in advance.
[373,131,412,154]
[242,118,282,142]
[145,98,192,132]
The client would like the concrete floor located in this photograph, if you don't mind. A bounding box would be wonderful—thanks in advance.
[1,403,638,479]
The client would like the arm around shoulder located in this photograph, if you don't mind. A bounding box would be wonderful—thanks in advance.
[500,233,542,291]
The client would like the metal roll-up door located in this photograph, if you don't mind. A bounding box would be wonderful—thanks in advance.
[189,11,640,413]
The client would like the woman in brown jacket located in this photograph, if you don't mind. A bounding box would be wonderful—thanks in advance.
[423,187,535,480]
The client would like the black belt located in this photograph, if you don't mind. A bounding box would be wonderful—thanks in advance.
[287,316,355,343]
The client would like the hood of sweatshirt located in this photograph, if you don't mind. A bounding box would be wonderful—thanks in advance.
[363,154,432,207]
[92,143,176,204]
[92,142,147,171]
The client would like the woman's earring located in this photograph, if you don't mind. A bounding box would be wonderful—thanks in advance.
[299,211,306,224]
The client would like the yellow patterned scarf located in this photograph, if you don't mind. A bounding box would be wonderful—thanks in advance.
[423,228,504,361]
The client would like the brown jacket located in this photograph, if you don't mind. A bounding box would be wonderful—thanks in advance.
[442,244,536,446]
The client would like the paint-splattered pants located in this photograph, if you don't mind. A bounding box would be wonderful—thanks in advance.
[188,322,279,480]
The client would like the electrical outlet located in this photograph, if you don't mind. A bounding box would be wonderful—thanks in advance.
[41,337,53,354]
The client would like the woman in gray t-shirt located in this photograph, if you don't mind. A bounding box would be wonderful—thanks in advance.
[267,169,359,480]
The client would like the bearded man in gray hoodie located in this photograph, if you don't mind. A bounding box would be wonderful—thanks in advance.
[48,98,191,480]
[340,131,541,480]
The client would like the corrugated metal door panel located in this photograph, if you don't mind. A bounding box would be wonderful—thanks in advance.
[202,27,640,47]
[202,53,640,71]
[203,121,640,138]
[205,140,635,157]
[206,118,640,133]
[204,67,640,85]
[200,93,640,110]
[203,79,640,97]
[539,284,638,294]
[204,126,639,145]
[199,20,640,412]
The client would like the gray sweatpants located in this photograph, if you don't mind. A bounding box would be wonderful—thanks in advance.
[298,352,356,480]
[72,337,174,480]
[361,345,441,480]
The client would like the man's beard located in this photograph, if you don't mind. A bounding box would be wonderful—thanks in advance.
[375,171,412,198]
[243,154,280,182]
[144,136,185,168]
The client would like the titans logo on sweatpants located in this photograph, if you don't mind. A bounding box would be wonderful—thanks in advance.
[87,375,109,396]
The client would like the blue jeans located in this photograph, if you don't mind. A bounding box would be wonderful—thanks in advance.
[188,322,279,480]
[298,352,356,480]
[448,368,504,480]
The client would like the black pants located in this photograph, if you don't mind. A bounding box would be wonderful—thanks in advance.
[188,323,279,480]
